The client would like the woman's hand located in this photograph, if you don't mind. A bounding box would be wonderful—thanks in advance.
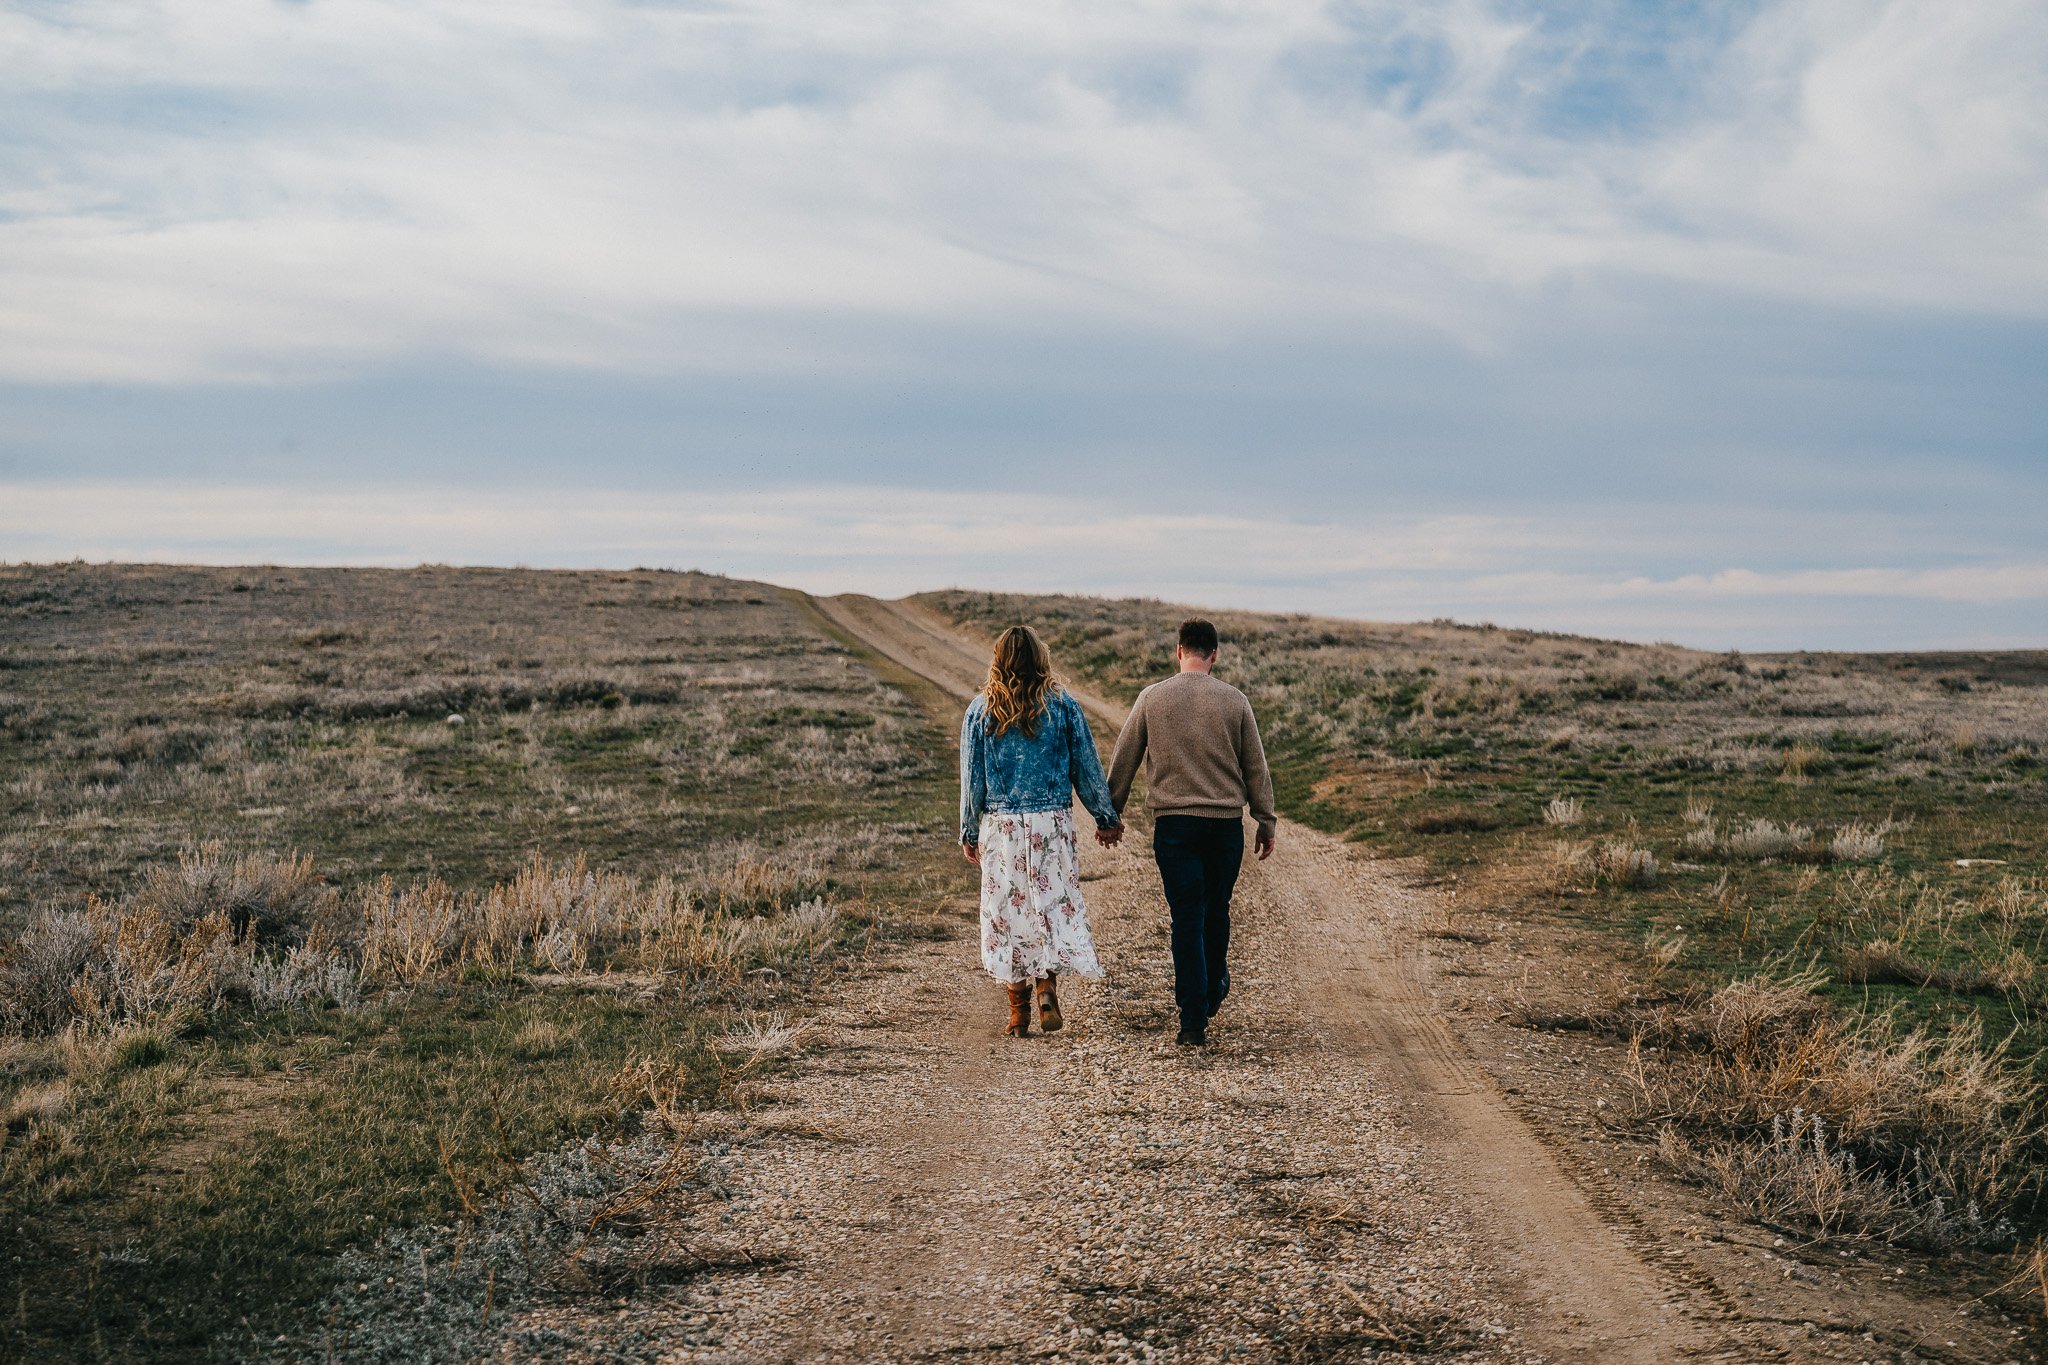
[962,841,980,865]
[1094,821,1124,848]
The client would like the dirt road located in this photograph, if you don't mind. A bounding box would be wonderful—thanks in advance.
[524,594,1729,1362]
[814,595,1720,1360]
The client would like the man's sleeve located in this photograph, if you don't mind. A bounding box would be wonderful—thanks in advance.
[1238,699,1277,838]
[1105,692,1146,816]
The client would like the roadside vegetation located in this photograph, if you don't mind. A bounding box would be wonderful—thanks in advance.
[920,591,2048,1285]
[0,564,950,1360]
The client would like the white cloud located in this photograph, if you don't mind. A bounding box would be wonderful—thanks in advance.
[1467,564,2048,605]
[0,0,2042,383]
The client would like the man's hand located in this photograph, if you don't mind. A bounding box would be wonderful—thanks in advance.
[1255,828,1275,861]
[962,841,980,866]
[1095,821,1124,848]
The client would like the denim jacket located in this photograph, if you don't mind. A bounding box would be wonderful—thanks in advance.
[959,690,1119,845]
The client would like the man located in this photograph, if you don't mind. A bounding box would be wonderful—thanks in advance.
[1107,618,1276,1047]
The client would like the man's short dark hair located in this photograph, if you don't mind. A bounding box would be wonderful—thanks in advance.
[1178,618,1219,656]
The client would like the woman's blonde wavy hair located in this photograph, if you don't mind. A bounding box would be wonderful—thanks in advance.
[982,626,1062,738]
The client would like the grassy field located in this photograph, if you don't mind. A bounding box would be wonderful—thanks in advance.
[920,590,2048,1252]
[0,563,939,926]
[0,564,953,1360]
[6,565,2043,1355]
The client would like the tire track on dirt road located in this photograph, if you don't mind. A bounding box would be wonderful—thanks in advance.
[811,593,1728,1364]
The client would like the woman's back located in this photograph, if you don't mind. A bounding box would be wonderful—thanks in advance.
[959,689,1116,835]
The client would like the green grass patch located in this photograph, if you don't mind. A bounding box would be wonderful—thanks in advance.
[3,985,723,1360]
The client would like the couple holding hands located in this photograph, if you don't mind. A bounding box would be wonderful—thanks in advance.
[958,618,1276,1047]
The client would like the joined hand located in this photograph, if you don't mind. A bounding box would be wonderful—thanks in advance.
[1095,822,1125,848]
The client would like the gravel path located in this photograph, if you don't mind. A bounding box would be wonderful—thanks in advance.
[496,596,1735,1362]
[514,829,1535,1362]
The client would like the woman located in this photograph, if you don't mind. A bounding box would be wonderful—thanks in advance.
[959,626,1123,1037]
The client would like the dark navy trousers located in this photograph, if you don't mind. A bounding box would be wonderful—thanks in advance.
[1151,814,1244,1032]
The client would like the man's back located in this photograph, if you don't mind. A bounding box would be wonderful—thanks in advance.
[1107,671,1277,838]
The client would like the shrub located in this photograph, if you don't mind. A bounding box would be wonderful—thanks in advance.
[0,909,107,1033]
[1679,798,1717,856]
[1829,819,1892,862]
[3,840,848,1052]
[1660,1111,2011,1248]
[1722,817,1814,861]
[1542,797,1582,827]
[716,898,841,976]
[133,844,334,944]
[1626,970,2043,1248]
[1546,840,1592,891]
[240,944,361,1012]
[1594,842,1658,888]
[1780,742,1824,780]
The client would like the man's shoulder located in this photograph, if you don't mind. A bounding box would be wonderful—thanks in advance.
[1142,673,1250,709]
[1183,672,1249,701]
[1132,676,1180,708]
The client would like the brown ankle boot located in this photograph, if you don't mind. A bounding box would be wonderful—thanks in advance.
[1005,982,1032,1037]
[1035,976,1062,1033]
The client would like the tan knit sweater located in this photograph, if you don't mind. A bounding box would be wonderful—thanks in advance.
[1106,671,1277,837]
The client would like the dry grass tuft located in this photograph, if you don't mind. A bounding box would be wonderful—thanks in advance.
[1829,819,1893,862]
[0,844,846,1065]
[1659,1111,2003,1246]
[716,1011,823,1062]
[357,850,843,985]
[135,843,334,943]
[1547,839,1658,890]
[1839,940,1990,995]
[3,1080,71,1127]
[1596,841,1659,888]
[0,844,363,1040]
[1542,796,1583,827]
[1721,816,1815,861]
[1780,741,1825,782]
[1624,969,2043,1248]
[1825,868,2043,1005]
[512,1017,576,1060]
[309,1121,782,1358]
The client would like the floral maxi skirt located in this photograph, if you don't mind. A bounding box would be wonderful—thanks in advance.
[977,809,1104,983]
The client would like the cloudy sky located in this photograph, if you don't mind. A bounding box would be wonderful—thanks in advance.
[1,0,2043,649]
